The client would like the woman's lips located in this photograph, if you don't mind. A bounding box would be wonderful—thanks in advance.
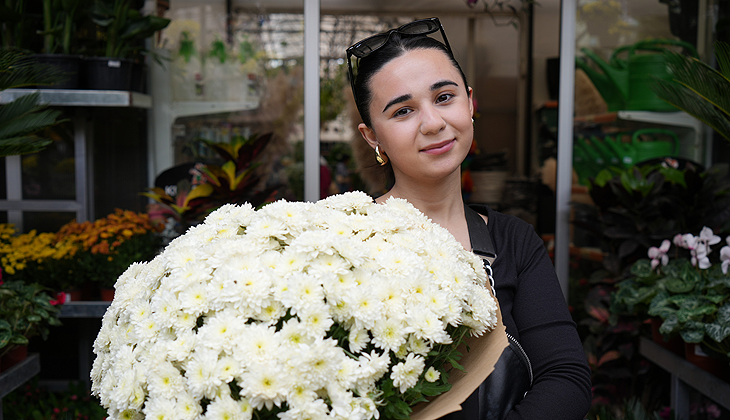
[421,139,455,155]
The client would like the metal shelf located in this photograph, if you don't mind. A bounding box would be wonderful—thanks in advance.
[639,337,730,417]
[59,302,111,318]
[0,89,152,108]
[0,353,40,420]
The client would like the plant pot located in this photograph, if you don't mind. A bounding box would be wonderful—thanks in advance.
[130,61,146,93]
[684,342,730,382]
[0,345,28,372]
[84,57,133,91]
[651,318,685,357]
[64,290,83,302]
[100,288,115,302]
[33,54,83,89]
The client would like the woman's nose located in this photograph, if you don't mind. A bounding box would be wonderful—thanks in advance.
[419,105,446,135]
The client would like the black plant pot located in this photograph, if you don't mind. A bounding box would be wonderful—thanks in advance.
[130,61,146,93]
[84,57,133,91]
[34,54,83,89]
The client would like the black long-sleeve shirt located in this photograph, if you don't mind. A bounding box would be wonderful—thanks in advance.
[445,205,592,420]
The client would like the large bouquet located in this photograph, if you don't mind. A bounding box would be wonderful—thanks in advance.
[91,192,499,420]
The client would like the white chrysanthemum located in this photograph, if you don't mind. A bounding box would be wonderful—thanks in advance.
[184,348,220,400]
[287,338,342,389]
[92,194,500,420]
[348,327,370,353]
[178,281,210,315]
[391,353,425,393]
[424,366,441,382]
[174,393,203,420]
[198,309,245,353]
[278,398,330,420]
[114,408,144,420]
[344,285,384,331]
[371,315,411,352]
[279,272,325,313]
[356,350,390,384]
[206,394,250,420]
[150,290,180,329]
[234,323,279,364]
[147,360,184,399]
[238,361,288,410]
[142,397,177,420]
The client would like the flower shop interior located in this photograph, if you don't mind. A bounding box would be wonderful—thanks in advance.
[2,0,730,418]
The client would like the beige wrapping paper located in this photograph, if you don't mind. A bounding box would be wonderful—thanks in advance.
[411,292,508,420]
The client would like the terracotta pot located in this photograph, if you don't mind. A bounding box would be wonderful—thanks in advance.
[65,290,83,302]
[100,288,115,302]
[684,342,730,382]
[0,345,28,371]
[651,318,685,357]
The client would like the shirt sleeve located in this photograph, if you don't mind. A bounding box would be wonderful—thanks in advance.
[495,215,592,420]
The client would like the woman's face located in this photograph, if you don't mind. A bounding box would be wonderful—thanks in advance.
[358,48,474,184]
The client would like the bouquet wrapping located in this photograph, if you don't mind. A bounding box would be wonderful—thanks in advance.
[91,192,504,420]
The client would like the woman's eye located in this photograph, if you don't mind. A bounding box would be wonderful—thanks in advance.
[393,108,411,117]
[436,93,453,103]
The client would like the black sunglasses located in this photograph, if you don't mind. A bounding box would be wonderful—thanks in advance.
[346,18,453,104]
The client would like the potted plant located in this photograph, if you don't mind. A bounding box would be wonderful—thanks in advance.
[0,48,66,157]
[0,279,63,371]
[143,132,280,235]
[35,0,89,89]
[620,227,730,379]
[86,0,170,91]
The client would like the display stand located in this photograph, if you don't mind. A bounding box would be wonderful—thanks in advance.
[56,302,111,390]
[639,337,730,419]
[0,354,40,420]
[0,89,152,232]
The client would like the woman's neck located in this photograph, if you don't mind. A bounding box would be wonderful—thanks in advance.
[375,172,470,249]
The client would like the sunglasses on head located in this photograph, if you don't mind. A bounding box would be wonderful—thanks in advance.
[346,17,453,104]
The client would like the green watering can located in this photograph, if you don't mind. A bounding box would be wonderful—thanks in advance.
[576,48,628,112]
[590,135,621,166]
[631,128,679,162]
[603,129,679,167]
[625,39,698,111]
[577,39,698,112]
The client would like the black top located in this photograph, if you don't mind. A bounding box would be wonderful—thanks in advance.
[444,205,592,420]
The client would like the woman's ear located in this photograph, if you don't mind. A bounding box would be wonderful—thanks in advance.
[468,87,474,119]
[358,123,379,150]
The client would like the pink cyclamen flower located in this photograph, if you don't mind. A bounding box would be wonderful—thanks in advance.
[648,240,671,269]
[720,236,730,275]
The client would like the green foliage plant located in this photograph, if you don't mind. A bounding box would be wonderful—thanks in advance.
[143,132,280,232]
[0,279,63,359]
[41,0,89,54]
[89,0,170,59]
[0,48,66,157]
[616,228,730,362]
[573,162,730,276]
[653,41,730,143]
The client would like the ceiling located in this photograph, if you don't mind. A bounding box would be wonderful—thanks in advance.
[232,0,562,15]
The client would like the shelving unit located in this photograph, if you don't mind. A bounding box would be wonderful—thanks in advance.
[56,303,111,390]
[0,354,40,420]
[0,89,152,232]
[639,337,730,419]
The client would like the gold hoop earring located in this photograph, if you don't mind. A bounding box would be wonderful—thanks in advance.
[375,145,388,166]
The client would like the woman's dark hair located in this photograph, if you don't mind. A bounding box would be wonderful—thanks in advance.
[352,32,469,128]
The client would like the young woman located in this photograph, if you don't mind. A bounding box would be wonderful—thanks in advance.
[346,18,591,420]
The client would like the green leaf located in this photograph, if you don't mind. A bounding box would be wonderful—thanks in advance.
[680,326,705,343]
[0,319,11,330]
[630,259,654,278]
[0,330,10,348]
[26,315,42,323]
[10,334,29,345]
[420,380,451,396]
[659,314,679,335]
[665,277,695,294]
[705,322,730,343]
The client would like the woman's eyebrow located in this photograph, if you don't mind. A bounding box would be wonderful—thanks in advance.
[383,94,412,113]
[431,80,458,91]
